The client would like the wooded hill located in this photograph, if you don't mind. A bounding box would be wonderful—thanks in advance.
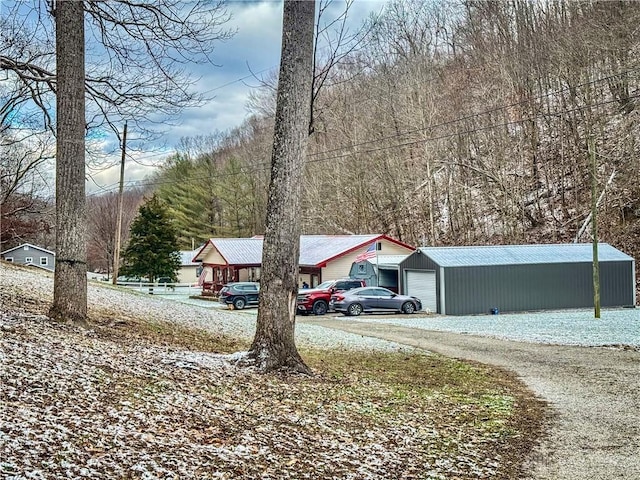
[152,1,639,269]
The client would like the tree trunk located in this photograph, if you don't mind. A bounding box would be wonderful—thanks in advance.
[249,0,315,373]
[49,0,88,325]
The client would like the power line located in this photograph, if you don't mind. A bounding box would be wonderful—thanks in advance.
[85,65,640,193]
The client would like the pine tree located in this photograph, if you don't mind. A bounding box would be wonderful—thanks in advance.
[120,194,181,282]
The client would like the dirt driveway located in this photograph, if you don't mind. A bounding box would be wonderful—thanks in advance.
[303,318,640,480]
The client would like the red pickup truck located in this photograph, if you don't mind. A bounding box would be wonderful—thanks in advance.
[297,278,366,315]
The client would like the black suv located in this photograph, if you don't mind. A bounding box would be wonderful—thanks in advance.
[219,282,260,310]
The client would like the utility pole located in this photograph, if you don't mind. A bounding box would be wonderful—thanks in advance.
[589,137,601,319]
[112,122,127,285]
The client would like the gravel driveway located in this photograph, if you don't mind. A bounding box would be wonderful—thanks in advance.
[302,315,640,480]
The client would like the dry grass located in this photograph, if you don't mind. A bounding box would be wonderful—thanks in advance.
[1,263,546,479]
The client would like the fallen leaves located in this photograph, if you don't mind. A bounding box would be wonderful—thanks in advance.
[0,265,545,479]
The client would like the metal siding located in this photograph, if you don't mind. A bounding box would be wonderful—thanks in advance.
[406,270,436,312]
[634,260,637,306]
[399,250,443,312]
[400,244,635,315]
[399,250,438,293]
[439,267,446,314]
[600,261,635,306]
[443,261,633,315]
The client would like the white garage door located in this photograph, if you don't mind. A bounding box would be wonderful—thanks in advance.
[406,270,437,313]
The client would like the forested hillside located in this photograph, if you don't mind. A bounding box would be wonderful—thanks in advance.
[152,0,639,271]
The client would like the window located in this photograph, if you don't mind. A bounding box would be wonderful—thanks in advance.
[371,288,392,297]
[23,245,30,250]
[338,280,362,290]
[40,257,48,266]
[25,257,33,263]
[5,257,13,262]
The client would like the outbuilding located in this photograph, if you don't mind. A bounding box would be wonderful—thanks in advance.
[349,255,409,292]
[399,243,636,315]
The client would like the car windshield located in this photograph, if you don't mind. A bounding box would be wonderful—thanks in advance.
[315,281,334,289]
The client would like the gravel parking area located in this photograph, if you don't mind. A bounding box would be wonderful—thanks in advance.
[305,315,640,480]
[337,308,640,348]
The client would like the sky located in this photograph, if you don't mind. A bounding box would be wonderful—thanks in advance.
[87,0,387,194]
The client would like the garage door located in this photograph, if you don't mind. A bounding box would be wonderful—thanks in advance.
[406,270,437,313]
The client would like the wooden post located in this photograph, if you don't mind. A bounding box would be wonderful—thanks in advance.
[112,122,127,285]
[589,137,601,319]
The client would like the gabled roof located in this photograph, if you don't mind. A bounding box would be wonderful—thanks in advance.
[1,243,56,256]
[179,249,201,266]
[417,243,633,268]
[193,238,263,265]
[300,235,383,266]
[193,235,414,267]
[368,254,409,268]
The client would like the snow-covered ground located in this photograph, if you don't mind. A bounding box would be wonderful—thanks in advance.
[337,308,640,348]
[2,264,636,479]
[163,293,639,348]
[3,265,638,349]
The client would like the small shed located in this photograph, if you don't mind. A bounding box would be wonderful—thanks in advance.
[349,255,409,291]
[1,243,56,271]
[399,243,636,315]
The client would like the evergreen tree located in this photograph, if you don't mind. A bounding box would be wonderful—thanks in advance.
[120,194,181,282]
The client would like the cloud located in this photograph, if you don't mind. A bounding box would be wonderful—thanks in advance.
[87,0,388,193]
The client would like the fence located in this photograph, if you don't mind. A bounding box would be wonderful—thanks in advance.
[115,281,201,296]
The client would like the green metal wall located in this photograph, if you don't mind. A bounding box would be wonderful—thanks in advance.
[399,251,635,315]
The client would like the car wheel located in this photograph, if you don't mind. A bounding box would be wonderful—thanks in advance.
[401,301,416,314]
[347,303,363,316]
[312,300,328,315]
[233,297,246,310]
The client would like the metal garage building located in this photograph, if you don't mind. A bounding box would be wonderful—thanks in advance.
[399,243,636,315]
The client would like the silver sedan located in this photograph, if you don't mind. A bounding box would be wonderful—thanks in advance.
[331,287,422,316]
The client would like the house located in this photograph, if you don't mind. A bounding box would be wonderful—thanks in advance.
[192,234,414,294]
[398,243,636,315]
[177,249,202,284]
[1,243,56,271]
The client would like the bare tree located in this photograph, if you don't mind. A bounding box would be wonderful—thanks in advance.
[1,0,233,324]
[0,131,54,248]
[1,0,233,141]
[49,0,87,324]
[249,0,316,373]
[87,190,144,275]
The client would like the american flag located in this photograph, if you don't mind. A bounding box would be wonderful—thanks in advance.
[197,266,208,286]
[355,242,377,263]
